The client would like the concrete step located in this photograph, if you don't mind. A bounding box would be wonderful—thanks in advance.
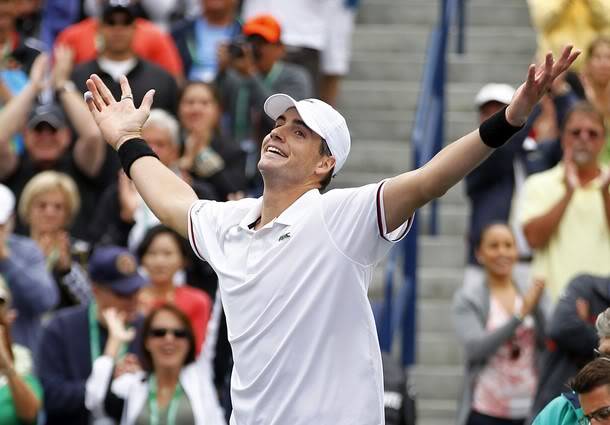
[419,267,463,300]
[411,365,463,400]
[338,81,517,114]
[342,140,412,175]
[419,235,465,269]
[418,299,455,333]
[359,1,531,26]
[419,203,468,237]
[352,26,535,56]
[418,398,459,420]
[417,332,464,366]
[348,52,531,83]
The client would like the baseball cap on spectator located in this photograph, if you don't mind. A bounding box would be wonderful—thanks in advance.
[102,0,137,22]
[243,14,282,44]
[88,246,146,295]
[264,94,351,176]
[474,83,515,109]
[0,184,15,225]
[27,103,67,130]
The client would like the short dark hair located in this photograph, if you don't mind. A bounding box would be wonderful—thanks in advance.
[476,221,515,249]
[318,138,334,191]
[571,358,610,394]
[139,303,197,372]
[136,225,190,263]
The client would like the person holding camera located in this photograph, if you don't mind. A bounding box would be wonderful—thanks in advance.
[216,14,312,193]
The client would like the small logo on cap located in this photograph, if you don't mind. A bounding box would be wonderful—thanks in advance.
[116,254,137,276]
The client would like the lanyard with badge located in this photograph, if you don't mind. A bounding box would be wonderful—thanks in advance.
[88,302,128,361]
[148,374,184,425]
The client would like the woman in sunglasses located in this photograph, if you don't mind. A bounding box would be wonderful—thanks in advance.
[452,223,547,425]
[86,303,226,425]
[0,276,42,425]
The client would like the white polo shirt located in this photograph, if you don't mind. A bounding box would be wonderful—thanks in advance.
[188,181,412,425]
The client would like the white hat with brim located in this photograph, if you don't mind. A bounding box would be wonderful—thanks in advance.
[474,83,516,109]
[0,184,15,225]
[264,94,351,176]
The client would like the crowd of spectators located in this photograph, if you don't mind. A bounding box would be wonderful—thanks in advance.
[454,2,610,424]
[0,0,359,423]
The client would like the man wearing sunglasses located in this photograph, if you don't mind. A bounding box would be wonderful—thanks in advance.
[36,245,146,425]
[572,357,610,425]
[520,101,610,304]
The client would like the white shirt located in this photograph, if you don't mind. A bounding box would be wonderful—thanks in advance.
[188,182,412,425]
[241,0,335,51]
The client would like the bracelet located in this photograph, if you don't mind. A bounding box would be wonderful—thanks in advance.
[479,106,524,148]
[117,138,159,179]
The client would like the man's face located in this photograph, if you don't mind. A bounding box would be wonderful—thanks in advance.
[99,11,135,57]
[24,123,70,165]
[142,125,178,167]
[580,385,610,424]
[249,36,283,73]
[202,0,235,15]
[478,101,506,124]
[561,111,606,167]
[258,107,333,188]
[93,285,139,323]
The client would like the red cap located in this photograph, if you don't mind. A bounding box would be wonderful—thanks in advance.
[243,14,281,43]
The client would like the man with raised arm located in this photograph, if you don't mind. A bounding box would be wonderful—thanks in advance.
[83,46,578,425]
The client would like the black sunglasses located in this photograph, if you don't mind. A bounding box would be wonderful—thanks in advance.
[568,128,601,140]
[579,405,610,425]
[148,327,189,339]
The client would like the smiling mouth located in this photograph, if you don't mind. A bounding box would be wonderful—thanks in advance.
[265,146,287,158]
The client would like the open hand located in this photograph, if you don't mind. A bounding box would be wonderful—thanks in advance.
[85,74,154,150]
[102,308,135,343]
[506,46,580,126]
[520,278,545,318]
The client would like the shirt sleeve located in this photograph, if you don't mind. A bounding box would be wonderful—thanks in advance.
[321,181,413,266]
[187,199,224,262]
[518,171,564,225]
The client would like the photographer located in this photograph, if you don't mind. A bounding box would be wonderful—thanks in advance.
[215,14,312,193]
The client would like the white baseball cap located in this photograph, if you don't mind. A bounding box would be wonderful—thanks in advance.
[264,94,351,176]
[474,83,515,108]
[0,184,15,225]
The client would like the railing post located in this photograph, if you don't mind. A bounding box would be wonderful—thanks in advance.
[457,0,466,54]
[401,216,418,366]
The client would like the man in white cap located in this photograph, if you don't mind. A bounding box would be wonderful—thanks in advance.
[83,46,578,424]
[0,184,57,352]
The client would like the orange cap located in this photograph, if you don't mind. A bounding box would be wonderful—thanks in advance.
[242,14,282,44]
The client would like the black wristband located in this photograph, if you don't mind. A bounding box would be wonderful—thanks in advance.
[479,106,524,148]
[117,138,159,179]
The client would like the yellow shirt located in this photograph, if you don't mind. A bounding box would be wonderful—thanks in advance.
[527,0,610,71]
[519,164,610,301]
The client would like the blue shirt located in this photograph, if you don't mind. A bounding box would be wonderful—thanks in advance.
[189,17,234,82]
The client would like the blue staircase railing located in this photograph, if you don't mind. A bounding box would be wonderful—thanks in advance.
[378,0,466,366]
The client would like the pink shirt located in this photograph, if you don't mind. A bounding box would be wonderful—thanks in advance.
[472,295,538,419]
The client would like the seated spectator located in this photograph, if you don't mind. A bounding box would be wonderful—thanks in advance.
[571,358,610,425]
[70,1,179,115]
[530,271,610,418]
[0,0,41,73]
[136,225,212,356]
[85,303,226,425]
[520,102,610,302]
[0,275,43,425]
[84,0,201,32]
[0,51,107,241]
[527,0,610,72]
[178,81,248,197]
[37,245,146,425]
[452,223,546,425]
[580,36,610,162]
[18,171,92,309]
[241,0,337,93]
[0,183,57,351]
[54,0,183,78]
[530,307,610,424]
[172,0,240,82]
[216,14,313,187]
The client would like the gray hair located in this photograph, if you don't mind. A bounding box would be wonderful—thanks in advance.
[143,109,180,147]
[596,308,610,338]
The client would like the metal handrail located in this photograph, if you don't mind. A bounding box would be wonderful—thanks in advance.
[378,0,466,366]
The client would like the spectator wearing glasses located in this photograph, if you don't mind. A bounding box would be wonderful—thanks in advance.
[531,308,610,424]
[85,303,226,425]
[36,246,146,425]
[519,101,610,303]
[453,222,546,425]
[572,358,610,425]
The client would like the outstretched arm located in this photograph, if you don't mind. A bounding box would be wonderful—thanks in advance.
[84,75,197,237]
[382,46,579,232]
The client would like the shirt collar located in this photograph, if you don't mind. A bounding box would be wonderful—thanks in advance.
[238,189,320,231]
